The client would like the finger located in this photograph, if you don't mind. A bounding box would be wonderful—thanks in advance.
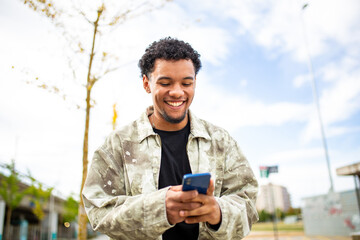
[182,202,221,225]
[168,187,198,202]
[166,188,199,225]
[184,215,211,224]
[184,192,208,204]
[182,202,202,210]
[170,185,183,192]
[168,201,202,211]
[178,190,198,202]
[206,178,215,196]
[179,204,208,218]
[168,191,199,205]
[179,195,220,216]
[167,210,185,225]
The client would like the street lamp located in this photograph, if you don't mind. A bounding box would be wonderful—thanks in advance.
[301,3,334,193]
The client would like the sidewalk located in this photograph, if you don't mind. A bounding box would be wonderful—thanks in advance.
[245,231,305,237]
[244,231,351,240]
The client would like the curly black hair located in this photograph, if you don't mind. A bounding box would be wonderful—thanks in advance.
[138,37,202,78]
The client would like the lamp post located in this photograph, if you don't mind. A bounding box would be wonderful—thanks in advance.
[301,3,334,193]
[260,165,279,240]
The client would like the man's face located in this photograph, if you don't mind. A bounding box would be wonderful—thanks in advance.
[143,59,196,129]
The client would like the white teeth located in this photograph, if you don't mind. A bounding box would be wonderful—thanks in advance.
[167,101,183,107]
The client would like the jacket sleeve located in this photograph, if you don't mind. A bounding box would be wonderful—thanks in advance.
[82,134,172,240]
[204,135,259,239]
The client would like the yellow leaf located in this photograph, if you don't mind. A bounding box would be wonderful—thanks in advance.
[112,103,118,130]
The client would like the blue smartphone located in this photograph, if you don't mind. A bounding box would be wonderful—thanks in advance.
[182,173,211,194]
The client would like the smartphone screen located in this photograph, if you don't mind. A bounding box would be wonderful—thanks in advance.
[182,173,211,194]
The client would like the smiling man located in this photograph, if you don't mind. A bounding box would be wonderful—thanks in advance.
[82,37,259,240]
[144,58,196,130]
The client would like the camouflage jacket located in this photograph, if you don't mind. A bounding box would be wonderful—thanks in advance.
[82,107,259,240]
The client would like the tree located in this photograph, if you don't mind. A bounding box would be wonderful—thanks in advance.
[258,209,271,222]
[275,208,285,221]
[0,160,27,240]
[25,177,53,239]
[63,195,79,223]
[20,1,171,239]
[285,207,302,216]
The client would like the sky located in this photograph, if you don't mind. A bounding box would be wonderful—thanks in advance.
[0,0,359,208]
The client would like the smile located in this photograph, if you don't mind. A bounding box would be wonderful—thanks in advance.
[165,101,185,107]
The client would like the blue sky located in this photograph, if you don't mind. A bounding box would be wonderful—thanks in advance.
[0,0,359,207]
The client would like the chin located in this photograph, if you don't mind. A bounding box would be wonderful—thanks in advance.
[163,111,187,124]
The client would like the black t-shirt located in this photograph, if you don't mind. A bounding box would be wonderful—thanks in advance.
[154,121,199,240]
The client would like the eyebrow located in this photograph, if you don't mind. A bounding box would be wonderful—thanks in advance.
[157,76,194,81]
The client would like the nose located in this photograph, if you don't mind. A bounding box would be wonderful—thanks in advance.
[169,83,184,98]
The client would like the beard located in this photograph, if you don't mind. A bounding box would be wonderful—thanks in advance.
[161,109,188,124]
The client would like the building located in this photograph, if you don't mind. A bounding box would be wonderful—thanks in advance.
[302,190,359,236]
[300,162,360,236]
[256,183,291,213]
[0,171,81,240]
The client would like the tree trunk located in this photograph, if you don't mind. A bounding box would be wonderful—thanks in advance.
[5,207,12,240]
[78,88,91,240]
[77,8,102,240]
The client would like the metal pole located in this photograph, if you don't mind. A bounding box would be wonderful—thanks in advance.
[301,4,334,192]
[268,183,279,240]
[48,193,54,240]
[354,175,360,217]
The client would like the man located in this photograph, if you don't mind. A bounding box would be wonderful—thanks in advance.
[82,37,258,240]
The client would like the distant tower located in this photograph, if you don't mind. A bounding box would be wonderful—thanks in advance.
[256,183,291,213]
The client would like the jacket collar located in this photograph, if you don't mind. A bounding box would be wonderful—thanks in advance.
[137,106,211,143]
[188,110,211,140]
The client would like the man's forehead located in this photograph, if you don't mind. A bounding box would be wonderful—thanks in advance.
[152,59,195,72]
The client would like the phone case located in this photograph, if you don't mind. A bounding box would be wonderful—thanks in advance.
[182,173,211,194]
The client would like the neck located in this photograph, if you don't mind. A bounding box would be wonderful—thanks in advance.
[150,113,188,131]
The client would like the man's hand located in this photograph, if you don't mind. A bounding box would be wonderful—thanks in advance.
[165,185,202,225]
[165,179,221,226]
[179,179,221,225]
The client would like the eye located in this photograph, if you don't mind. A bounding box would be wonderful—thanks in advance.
[183,82,193,86]
[160,83,170,86]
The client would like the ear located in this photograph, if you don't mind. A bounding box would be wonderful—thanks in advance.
[143,74,151,93]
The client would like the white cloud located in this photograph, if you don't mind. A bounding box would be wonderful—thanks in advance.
[215,0,360,62]
[302,0,360,51]
[239,79,248,87]
[293,74,311,88]
[193,71,312,131]
[178,27,232,66]
[301,55,360,142]
[266,147,324,164]
[185,0,360,144]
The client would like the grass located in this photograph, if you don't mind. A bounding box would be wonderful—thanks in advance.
[252,221,304,232]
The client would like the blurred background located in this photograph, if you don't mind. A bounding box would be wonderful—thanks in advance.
[0,0,359,239]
